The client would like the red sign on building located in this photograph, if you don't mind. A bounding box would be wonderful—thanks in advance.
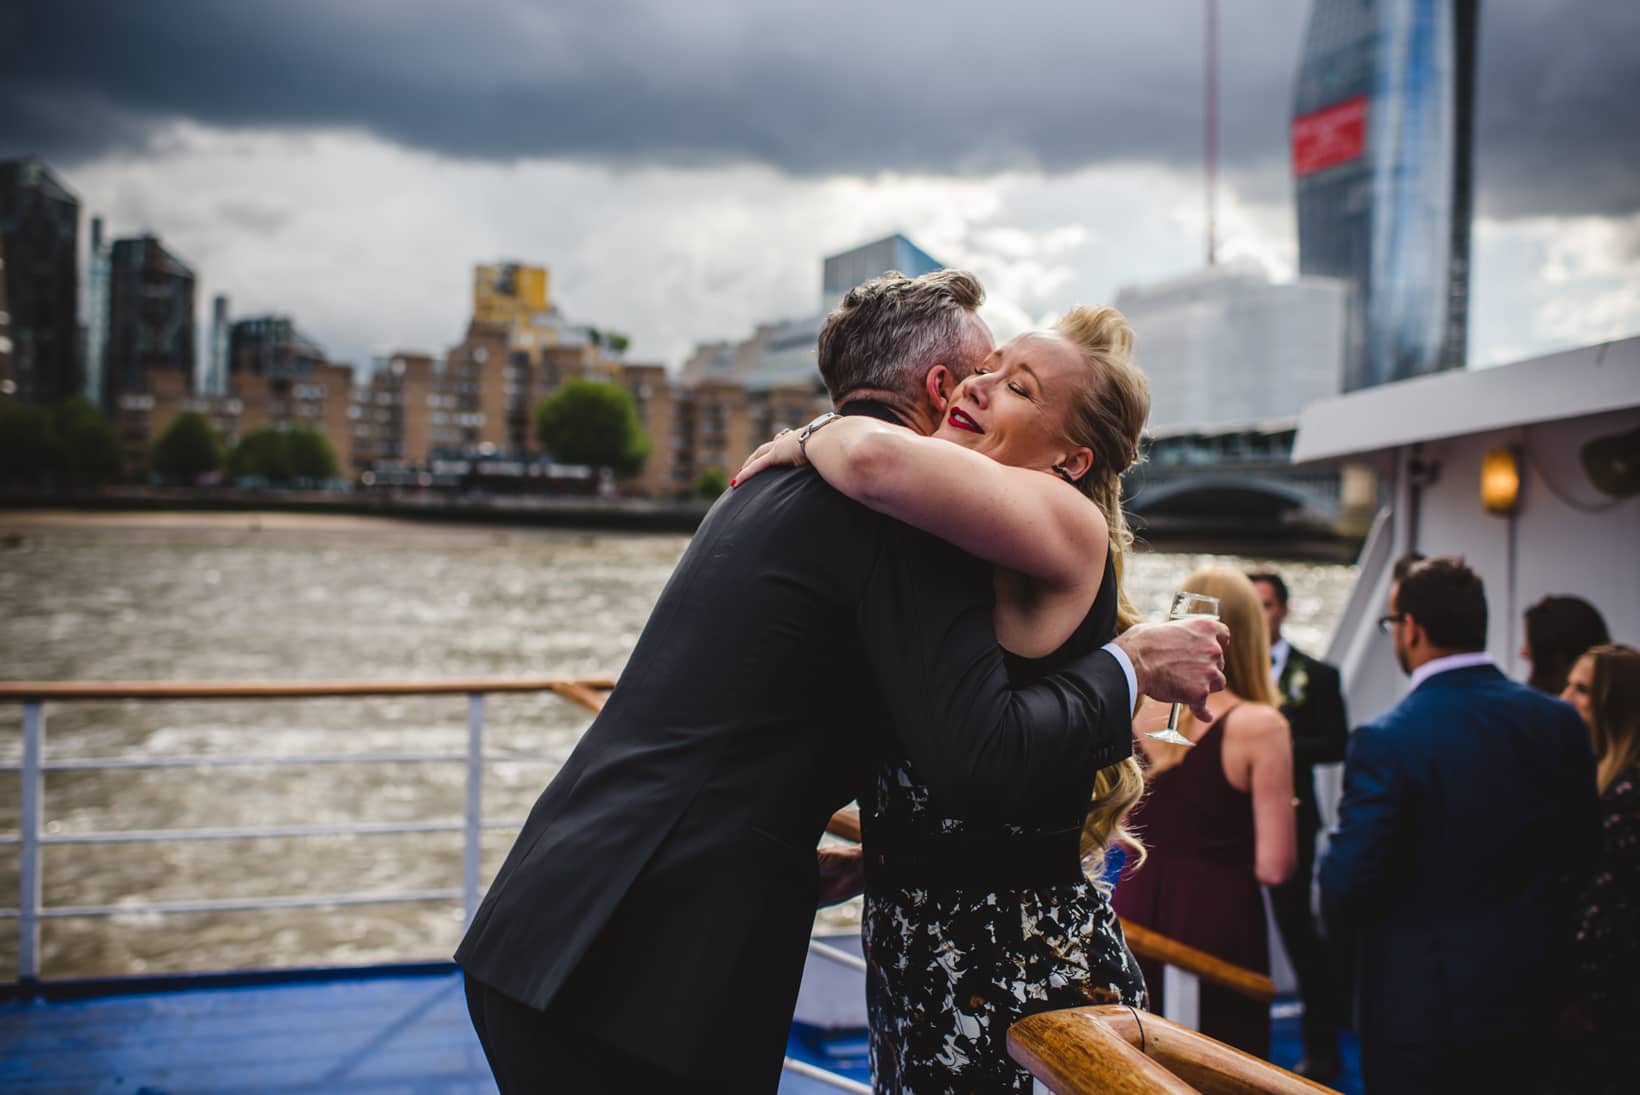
[1293,95,1368,177]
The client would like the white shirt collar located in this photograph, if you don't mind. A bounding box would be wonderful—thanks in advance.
[1270,638,1291,683]
[1408,651,1493,691]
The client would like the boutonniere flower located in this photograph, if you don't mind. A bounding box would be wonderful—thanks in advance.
[1287,665,1310,705]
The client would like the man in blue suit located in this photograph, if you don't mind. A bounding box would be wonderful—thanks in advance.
[1320,555,1598,1094]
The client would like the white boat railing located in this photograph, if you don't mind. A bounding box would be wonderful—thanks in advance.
[0,677,873,1093]
[0,678,618,983]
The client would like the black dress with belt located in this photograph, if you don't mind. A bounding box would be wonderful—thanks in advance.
[862,555,1147,1095]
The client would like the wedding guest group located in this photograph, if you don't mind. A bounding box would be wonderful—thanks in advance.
[1320,555,1599,1095]
[1249,570,1348,1081]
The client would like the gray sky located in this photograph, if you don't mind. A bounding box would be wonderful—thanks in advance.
[3,0,1636,373]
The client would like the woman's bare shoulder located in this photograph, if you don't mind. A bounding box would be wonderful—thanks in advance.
[1228,702,1290,740]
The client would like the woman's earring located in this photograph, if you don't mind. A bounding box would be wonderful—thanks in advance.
[1052,464,1075,485]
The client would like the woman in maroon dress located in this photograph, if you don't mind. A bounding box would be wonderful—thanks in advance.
[1115,565,1296,1058]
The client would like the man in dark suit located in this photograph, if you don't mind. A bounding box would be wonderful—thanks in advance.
[456,270,1230,1093]
[1249,571,1348,1081]
[1320,555,1598,1094]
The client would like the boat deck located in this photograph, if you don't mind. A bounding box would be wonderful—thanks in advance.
[1,964,1362,1093]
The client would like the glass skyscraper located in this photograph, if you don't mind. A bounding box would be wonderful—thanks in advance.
[1293,0,1476,391]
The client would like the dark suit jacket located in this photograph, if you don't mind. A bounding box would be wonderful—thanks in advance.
[1319,664,1598,1049]
[455,409,1134,1088]
[1276,644,1348,833]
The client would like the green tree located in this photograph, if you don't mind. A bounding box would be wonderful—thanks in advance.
[606,332,631,354]
[694,466,729,498]
[0,401,63,487]
[227,427,292,483]
[285,428,339,482]
[533,379,652,478]
[151,411,222,485]
[51,397,124,487]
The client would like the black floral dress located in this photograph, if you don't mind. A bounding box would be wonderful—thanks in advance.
[1564,765,1639,1092]
[862,557,1146,1095]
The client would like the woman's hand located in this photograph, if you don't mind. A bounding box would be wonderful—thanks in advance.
[731,428,805,487]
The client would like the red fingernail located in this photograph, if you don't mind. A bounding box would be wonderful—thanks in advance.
[730,478,738,487]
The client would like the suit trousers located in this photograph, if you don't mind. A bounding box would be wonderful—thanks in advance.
[1267,813,1340,1055]
[464,973,706,1094]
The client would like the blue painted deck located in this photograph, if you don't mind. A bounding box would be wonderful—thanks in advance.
[1,965,493,1094]
[1,965,1361,1093]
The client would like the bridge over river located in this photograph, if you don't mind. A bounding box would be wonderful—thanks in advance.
[1123,419,1376,559]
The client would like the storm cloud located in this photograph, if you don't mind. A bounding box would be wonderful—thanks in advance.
[3,0,1634,219]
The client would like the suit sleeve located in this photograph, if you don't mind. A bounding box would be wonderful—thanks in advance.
[854,523,1131,821]
[1293,660,1349,766]
[1319,720,1406,933]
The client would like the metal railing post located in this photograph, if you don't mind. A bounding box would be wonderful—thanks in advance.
[463,692,484,925]
[1161,965,1200,1030]
[19,700,44,982]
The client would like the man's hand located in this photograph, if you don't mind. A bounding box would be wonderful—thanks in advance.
[816,844,865,907]
[1115,618,1230,724]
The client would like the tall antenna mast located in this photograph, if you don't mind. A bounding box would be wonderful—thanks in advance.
[1205,0,1219,267]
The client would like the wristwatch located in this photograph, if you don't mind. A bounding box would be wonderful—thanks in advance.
[796,412,839,461]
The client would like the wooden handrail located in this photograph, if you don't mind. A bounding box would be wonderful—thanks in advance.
[825,805,862,843]
[0,678,616,703]
[1008,1006,1198,1094]
[1010,1006,1342,1095]
[1117,920,1275,1003]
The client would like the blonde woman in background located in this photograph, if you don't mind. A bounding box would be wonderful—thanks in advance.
[1115,566,1296,1059]
[736,305,1153,1094]
[1560,643,1640,1093]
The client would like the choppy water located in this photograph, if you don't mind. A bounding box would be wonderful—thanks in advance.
[0,511,1354,978]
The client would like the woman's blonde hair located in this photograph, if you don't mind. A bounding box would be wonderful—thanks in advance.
[1051,305,1153,879]
[1581,643,1640,796]
[1052,305,1150,634]
[1142,567,1280,776]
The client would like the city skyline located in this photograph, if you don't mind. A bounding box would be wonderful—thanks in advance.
[2,1,1635,377]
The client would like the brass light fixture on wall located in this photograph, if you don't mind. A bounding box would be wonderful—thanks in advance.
[1481,447,1521,515]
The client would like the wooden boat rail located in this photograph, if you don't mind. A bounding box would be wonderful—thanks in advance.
[1009,1005,1340,1095]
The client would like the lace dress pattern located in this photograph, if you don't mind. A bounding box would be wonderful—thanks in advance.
[863,754,1146,1093]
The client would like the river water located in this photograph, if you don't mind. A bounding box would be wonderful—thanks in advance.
[0,511,1356,979]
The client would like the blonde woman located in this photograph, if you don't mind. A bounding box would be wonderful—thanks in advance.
[1114,566,1296,1059]
[737,306,1152,1094]
[1561,643,1639,1091]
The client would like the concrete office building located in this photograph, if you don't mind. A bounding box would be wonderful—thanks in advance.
[822,234,943,313]
[1115,262,1348,434]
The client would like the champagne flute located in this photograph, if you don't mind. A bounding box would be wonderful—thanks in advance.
[1144,591,1222,747]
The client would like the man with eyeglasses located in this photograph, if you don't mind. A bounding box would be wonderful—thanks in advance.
[1320,554,1598,1094]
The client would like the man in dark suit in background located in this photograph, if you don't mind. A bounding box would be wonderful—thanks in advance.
[457,270,1230,1093]
[1249,571,1348,1081]
[1320,555,1598,1094]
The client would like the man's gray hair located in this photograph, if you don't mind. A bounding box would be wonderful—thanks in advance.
[817,269,988,403]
